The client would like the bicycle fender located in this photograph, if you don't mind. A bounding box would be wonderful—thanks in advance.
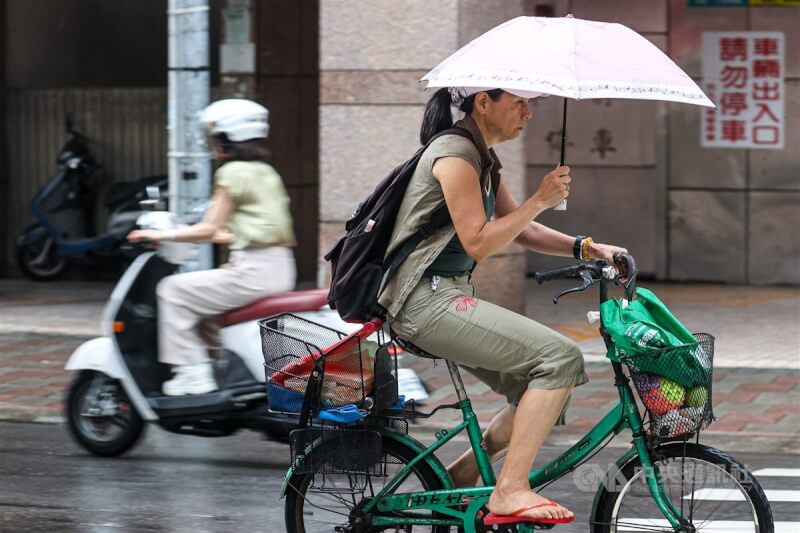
[279,426,454,498]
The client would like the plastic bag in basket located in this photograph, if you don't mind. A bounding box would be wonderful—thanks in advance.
[271,339,377,403]
[600,287,709,388]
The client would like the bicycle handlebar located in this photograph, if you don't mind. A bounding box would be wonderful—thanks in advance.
[534,252,639,302]
[534,264,584,284]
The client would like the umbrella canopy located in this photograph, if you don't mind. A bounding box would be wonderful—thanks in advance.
[421,15,714,209]
[422,15,714,108]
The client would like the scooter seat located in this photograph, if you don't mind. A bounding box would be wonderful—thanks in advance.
[219,289,329,327]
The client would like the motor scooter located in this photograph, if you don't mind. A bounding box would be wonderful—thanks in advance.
[63,194,424,457]
[16,114,167,280]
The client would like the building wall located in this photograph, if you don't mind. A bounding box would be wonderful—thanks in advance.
[2,0,320,283]
[6,0,171,89]
[252,0,319,284]
[526,0,799,285]
[666,0,799,284]
[319,0,528,312]
[3,0,174,273]
[318,0,799,321]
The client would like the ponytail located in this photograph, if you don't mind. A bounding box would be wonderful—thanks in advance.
[419,88,454,145]
[418,87,506,145]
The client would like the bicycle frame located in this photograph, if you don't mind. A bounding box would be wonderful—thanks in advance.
[361,265,688,531]
[284,258,691,531]
[363,362,684,531]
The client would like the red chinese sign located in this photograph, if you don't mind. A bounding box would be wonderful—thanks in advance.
[702,32,784,149]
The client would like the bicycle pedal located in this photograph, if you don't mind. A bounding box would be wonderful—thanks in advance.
[474,521,518,533]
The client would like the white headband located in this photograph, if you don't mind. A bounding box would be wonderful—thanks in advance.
[447,86,548,107]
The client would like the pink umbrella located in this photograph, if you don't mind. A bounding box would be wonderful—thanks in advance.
[422,15,715,209]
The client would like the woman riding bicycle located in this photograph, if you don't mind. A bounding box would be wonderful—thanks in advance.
[381,87,626,523]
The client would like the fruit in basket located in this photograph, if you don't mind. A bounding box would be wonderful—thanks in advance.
[659,377,686,404]
[632,372,660,394]
[642,377,685,416]
[685,385,709,408]
[642,389,675,415]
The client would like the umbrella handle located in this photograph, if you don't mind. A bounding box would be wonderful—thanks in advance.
[553,98,568,211]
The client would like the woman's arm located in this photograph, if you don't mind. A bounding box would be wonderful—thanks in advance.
[494,179,573,256]
[494,176,627,262]
[433,157,570,262]
[127,187,234,244]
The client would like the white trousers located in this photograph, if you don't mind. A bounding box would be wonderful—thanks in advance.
[156,246,296,366]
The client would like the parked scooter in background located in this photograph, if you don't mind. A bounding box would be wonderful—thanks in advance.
[16,114,167,280]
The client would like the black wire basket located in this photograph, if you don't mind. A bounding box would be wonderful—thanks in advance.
[259,313,370,414]
[289,426,383,477]
[622,333,715,438]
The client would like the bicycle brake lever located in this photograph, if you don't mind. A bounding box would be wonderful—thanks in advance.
[553,271,593,304]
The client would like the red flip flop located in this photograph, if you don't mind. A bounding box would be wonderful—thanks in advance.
[483,500,575,526]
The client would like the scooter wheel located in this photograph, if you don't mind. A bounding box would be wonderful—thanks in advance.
[16,237,67,281]
[66,371,145,457]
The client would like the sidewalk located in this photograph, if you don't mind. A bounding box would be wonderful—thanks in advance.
[1,278,798,452]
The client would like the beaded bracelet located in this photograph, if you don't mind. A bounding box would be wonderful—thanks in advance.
[580,237,594,261]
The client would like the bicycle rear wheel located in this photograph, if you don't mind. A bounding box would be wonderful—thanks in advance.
[284,434,451,533]
[592,442,773,532]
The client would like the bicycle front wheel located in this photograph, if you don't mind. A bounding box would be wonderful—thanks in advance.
[592,442,773,532]
[284,434,451,533]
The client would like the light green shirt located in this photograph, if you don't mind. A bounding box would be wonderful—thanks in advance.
[215,161,296,250]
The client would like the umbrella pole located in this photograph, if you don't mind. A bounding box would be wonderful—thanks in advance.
[559,97,568,166]
[554,98,568,211]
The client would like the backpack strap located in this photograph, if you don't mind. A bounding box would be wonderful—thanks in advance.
[381,126,498,294]
[383,202,450,280]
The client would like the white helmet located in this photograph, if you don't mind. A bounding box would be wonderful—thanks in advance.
[199,99,269,142]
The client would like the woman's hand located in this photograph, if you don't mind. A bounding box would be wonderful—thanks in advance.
[210,228,234,244]
[127,229,163,244]
[532,165,571,209]
[588,242,628,263]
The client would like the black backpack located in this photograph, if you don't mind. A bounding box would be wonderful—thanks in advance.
[325,127,493,323]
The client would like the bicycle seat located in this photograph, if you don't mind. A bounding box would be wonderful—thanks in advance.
[391,331,441,360]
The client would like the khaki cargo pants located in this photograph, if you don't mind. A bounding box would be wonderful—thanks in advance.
[389,275,588,419]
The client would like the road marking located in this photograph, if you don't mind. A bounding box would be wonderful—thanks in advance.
[753,468,800,477]
[682,488,800,502]
[618,519,800,532]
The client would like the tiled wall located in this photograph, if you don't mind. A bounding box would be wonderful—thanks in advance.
[527,0,799,285]
[319,0,528,311]
[318,0,798,307]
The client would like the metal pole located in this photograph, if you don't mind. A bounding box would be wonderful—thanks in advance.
[168,0,212,270]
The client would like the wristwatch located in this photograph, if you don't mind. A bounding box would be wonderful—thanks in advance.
[573,235,586,260]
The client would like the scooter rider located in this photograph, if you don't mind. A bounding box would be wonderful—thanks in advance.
[127,99,297,396]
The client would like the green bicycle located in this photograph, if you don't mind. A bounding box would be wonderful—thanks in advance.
[261,254,773,532]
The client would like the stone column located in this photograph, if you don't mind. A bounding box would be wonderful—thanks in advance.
[0,0,6,276]
[253,1,319,284]
[319,0,526,312]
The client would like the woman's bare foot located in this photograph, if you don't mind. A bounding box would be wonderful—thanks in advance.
[488,485,573,521]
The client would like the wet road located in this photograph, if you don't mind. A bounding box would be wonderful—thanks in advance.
[1,421,797,532]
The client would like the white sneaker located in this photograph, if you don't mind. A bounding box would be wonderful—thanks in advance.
[162,363,218,396]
